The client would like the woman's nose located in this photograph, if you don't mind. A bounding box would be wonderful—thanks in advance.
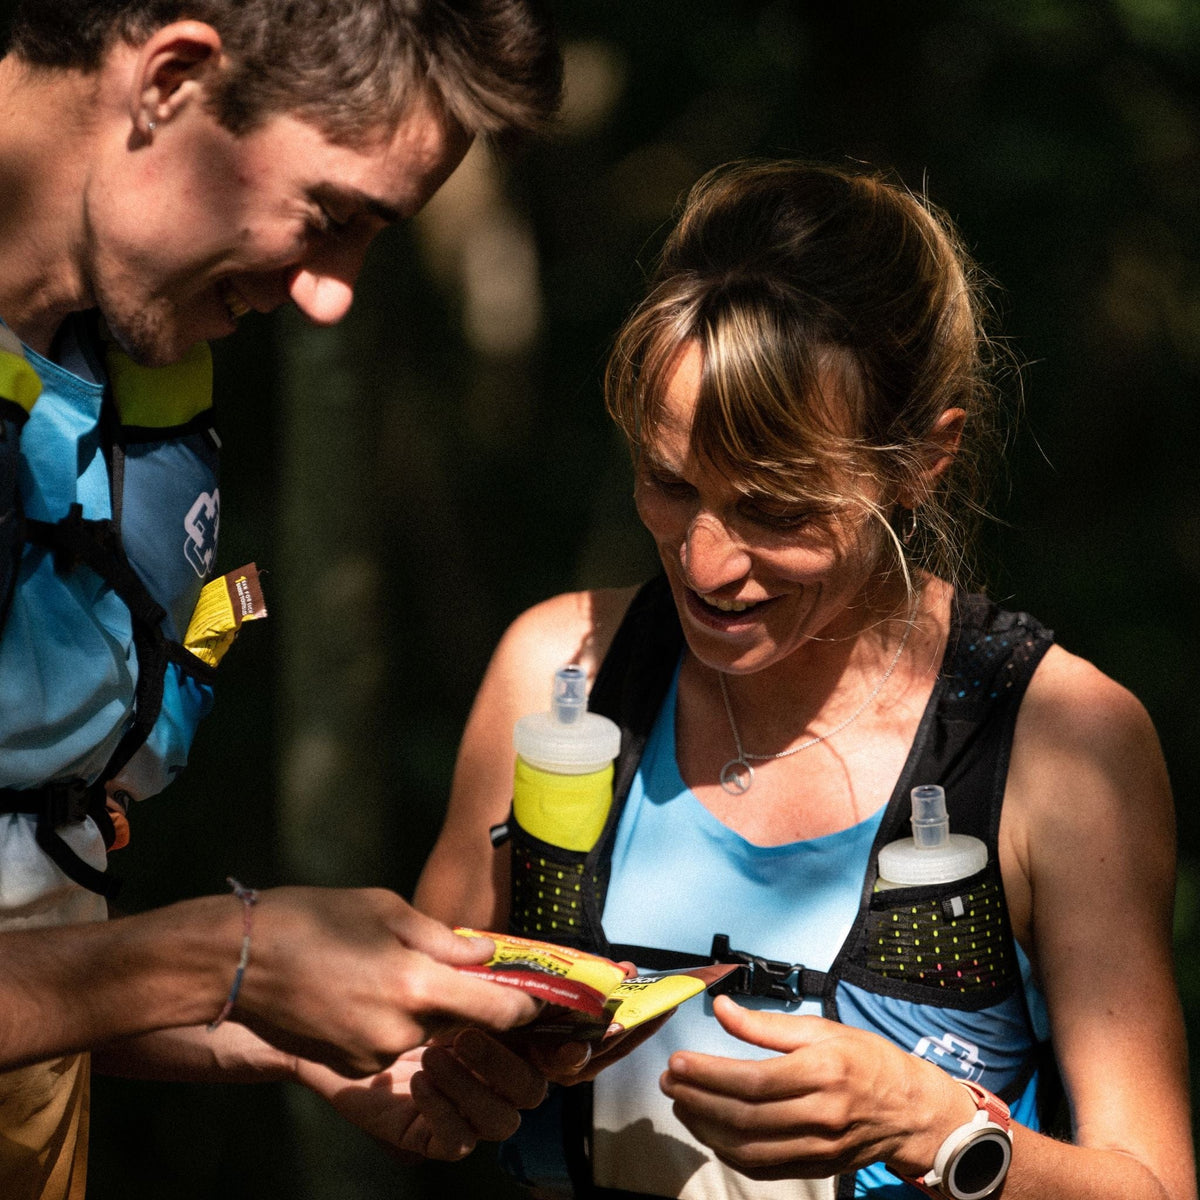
[680,513,751,592]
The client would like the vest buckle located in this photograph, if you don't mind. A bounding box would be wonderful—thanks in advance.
[709,933,814,1003]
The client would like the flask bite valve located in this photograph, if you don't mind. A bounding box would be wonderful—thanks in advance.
[876,783,988,887]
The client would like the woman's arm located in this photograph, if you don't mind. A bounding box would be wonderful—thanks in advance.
[415,587,637,930]
[661,646,1195,1199]
[999,646,1194,1198]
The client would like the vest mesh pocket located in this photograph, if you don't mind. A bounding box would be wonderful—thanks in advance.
[863,867,1018,994]
[508,823,603,942]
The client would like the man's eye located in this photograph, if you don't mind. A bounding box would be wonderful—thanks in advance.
[311,208,349,236]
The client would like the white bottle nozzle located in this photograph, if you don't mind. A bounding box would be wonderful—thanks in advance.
[910,783,950,849]
[513,663,621,774]
[552,664,588,725]
[876,782,988,887]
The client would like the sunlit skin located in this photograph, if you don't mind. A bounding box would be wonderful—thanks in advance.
[634,342,910,680]
[0,21,472,364]
[85,100,471,366]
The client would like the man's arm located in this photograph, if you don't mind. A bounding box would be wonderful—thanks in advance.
[1,886,540,1078]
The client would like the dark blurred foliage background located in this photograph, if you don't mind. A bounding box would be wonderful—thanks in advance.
[2,0,1198,1196]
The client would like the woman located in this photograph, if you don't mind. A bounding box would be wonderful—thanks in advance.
[415,161,1194,1200]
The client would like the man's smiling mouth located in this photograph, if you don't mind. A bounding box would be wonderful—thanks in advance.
[219,281,251,320]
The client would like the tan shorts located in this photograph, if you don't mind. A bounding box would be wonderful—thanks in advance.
[0,1053,90,1200]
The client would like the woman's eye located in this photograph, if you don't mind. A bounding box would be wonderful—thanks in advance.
[643,470,694,497]
[741,502,817,530]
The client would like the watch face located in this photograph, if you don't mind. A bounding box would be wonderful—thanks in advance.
[946,1129,1012,1199]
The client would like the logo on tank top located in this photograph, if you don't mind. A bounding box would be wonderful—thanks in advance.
[913,1031,986,1082]
[184,489,219,578]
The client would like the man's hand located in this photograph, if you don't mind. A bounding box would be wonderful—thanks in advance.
[230,888,542,1078]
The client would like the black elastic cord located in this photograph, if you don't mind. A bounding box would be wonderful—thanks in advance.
[0,781,122,899]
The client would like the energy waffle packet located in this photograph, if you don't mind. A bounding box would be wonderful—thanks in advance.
[455,928,736,1042]
[184,564,267,668]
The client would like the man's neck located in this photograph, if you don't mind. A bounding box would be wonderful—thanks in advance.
[0,55,100,354]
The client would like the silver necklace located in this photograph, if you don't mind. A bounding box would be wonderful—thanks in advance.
[717,616,915,795]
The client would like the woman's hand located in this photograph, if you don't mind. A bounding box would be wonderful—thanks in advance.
[514,1009,677,1087]
[659,995,971,1181]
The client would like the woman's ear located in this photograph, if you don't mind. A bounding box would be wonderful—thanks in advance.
[130,21,224,138]
[899,407,965,508]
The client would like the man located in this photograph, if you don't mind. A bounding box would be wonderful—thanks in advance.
[0,1,562,1195]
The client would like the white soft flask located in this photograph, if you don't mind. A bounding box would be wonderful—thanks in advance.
[876,784,987,888]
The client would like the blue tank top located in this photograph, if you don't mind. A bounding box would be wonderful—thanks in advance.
[598,661,1047,1199]
[594,664,888,1198]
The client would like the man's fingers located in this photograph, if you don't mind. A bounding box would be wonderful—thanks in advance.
[421,1044,524,1142]
[404,958,542,1035]
[390,905,496,966]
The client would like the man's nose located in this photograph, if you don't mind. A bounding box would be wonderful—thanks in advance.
[287,268,356,326]
[287,236,374,326]
[680,513,751,592]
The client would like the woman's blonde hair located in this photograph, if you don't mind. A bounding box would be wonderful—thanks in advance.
[605,159,1007,591]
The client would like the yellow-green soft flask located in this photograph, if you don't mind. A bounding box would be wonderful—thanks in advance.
[512,664,621,852]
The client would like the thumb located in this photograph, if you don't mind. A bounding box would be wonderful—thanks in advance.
[710,995,833,1053]
[392,908,497,967]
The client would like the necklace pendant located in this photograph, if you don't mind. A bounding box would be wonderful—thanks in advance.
[720,758,754,795]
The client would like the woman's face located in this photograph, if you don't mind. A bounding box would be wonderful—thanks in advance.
[634,341,891,677]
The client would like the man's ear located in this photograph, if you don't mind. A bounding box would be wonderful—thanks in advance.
[130,21,224,137]
[899,407,966,508]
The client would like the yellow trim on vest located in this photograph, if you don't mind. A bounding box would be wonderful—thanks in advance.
[0,326,41,414]
[0,348,42,414]
[106,339,213,428]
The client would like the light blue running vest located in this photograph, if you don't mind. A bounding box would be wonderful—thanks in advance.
[0,316,219,865]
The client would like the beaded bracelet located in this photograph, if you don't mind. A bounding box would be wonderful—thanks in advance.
[207,877,259,1032]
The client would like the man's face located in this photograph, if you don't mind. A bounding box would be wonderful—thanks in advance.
[84,94,472,365]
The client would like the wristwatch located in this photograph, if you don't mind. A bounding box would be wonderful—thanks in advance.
[906,1080,1012,1199]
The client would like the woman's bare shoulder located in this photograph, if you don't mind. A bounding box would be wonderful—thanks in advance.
[493,585,642,687]
[1008,641,1172,868]
[1020,642,1162,758]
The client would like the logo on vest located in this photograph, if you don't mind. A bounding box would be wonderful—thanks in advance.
[913,1032,985,1082]
[184,489,220,578]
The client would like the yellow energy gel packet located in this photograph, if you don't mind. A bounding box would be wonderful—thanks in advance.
[605,962,737,1034]
[184,564,267,668]
[454,928,738,1041]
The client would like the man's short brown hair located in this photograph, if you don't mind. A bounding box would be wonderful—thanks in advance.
[7,0,562,145]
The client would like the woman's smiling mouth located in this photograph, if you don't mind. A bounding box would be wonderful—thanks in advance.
[683,588,778,631]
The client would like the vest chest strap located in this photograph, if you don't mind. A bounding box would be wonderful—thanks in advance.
[607,933,830,1004]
